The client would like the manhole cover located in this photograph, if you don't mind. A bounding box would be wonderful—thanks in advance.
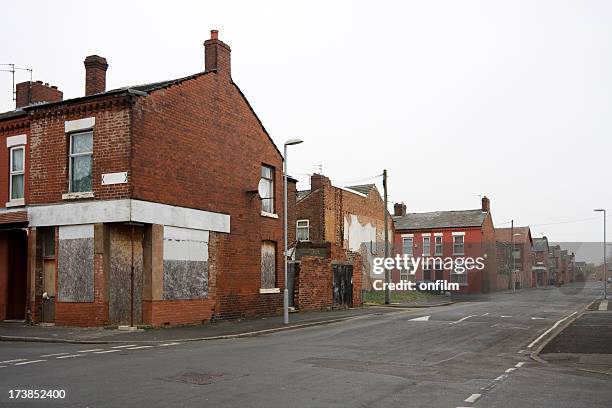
[170,372,224,385]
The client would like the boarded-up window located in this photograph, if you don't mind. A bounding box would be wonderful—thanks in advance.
[261,241,276,289]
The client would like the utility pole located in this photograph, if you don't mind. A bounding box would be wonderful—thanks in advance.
[383,169,390,305]
[511,220,515,292]
[594,209,607,299]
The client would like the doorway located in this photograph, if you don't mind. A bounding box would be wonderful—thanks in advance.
[1,229,27,320]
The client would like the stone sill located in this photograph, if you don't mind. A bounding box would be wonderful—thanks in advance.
[261,211,279,219]
[62,192,95,200]
[5,199,25,208]
[259,288,280,294]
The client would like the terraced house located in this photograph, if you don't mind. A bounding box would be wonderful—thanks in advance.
[0,31,287,326]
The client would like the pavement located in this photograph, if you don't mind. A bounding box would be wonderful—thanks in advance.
[0,282,609,408]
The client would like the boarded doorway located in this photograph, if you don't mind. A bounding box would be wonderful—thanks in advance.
[109,224,144,325]
[0,229,27,320]
[332,264,353,308]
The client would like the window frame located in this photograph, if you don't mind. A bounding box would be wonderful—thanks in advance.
[68,131,94,193]
[260,164,275,215]
[296,219,310,242]
[434,234,443,255]
[402,235,413,256]
[452,234,465,255]
[422,235,431,256]
[9,145,25,202]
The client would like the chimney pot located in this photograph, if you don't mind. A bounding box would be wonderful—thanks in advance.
[204,30,231,77]
[84,55,109,96]
[481,195,491,212]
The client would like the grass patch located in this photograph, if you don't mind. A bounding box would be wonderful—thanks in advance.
[363,290,433,305]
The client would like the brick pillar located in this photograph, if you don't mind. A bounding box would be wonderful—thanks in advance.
[93,223,109,324]
[142,224,163,325]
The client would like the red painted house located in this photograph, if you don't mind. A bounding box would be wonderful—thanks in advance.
[391,197,499,294]
[0,30,290,326]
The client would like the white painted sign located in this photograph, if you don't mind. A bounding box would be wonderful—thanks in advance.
[101,172,128,185]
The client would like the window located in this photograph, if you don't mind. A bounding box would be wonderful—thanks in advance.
[69,131,93,192]
[261,241,276,289]
[9,146,25,201]
[260,165,275,214]
[434,268,444,281]
[451,266,468,285]
[453,235,464,255]
[513,248,521,260]
[400,267,415,282]
[423,268,432,281]
[434,235,443,255]
[402,237,413,256]
[296,219,309,241]
[422,236,431,256]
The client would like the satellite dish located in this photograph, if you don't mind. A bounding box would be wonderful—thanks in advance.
[257,178,268,199]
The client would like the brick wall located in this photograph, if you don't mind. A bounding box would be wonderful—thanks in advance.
[131,72,285,319]
[28,97,132,204]
[16,81,63,109]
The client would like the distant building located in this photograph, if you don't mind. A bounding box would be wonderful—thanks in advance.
[391,196,499,294]
[532,237,551,286]
[495,227,533,289]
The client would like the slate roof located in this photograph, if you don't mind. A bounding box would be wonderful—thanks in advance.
[345,184,375,195]
[0,109,27,121]
[495,227,532,244]
[296,190,311,202]
[393,209,486,230]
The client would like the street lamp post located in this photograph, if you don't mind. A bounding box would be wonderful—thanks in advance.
[283,139,303,325]
[594,209,607,299]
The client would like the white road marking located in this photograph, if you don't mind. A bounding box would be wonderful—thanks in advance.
[126,345,153,350]
[500,315,512,318]
[0,359,27,364]
[481,312,489,316]
[409,315,431,321]
[77,349,104,353]
[111,344,137,349]
[505,367,516,373]
[495,374,508,381]
[599,300,608,311]
[56,354,82,359]
[14,360,46,366]
[450,315,477,325]
[464,394,482,403]
[531,317,546,320]
[40,352,69,357]
[527,311,578,348]
[0,365,6,368]
[159,342,180,347]
[518,349,526,354]
[515,362,525,368]
[94,350,120,354]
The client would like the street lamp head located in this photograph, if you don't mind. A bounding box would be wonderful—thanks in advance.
[284,138,304,146]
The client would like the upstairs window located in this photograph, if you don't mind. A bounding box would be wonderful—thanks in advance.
[453,234,465,255]
[69,131,93,192]
[296,219,309,241]
[434,235,443,255]
[402,237,413,256]
[9,146,25,201]
[261,165,275,214]
[422,236,431,256]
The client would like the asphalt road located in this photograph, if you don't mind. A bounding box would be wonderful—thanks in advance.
[0,282,609,408]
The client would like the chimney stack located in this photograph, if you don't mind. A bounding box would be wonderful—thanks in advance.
[204,29,231,78]
[15,81,63,108]
[481,196,490,212]
[394,203,407,217]
[84,55,108,95]
[310,173,330,192]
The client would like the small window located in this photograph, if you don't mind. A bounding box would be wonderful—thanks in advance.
[402,237,413,256]
[43,227,56,259]
[434,236,443,255]
[453,235,464,255]
[9,146,25,200]
[434,268,444,281]
[423,268,432,281]
[451,269,468,285]
[296,219,309,241]
[261,165,275,214]
[69,131,93,192]
[422,236,431,256]
[261,241,276,289]
[400,268,415,282]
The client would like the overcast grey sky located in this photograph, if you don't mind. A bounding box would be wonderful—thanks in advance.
[1,0,610,244]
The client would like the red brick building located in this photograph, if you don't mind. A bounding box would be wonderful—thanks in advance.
[495,227,534,289]
[391,197,499,294]
[292,173,391,310]
[0,31,290,326]
[532,236,550,286]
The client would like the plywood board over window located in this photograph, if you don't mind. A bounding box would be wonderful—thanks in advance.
[261,241,276,289]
